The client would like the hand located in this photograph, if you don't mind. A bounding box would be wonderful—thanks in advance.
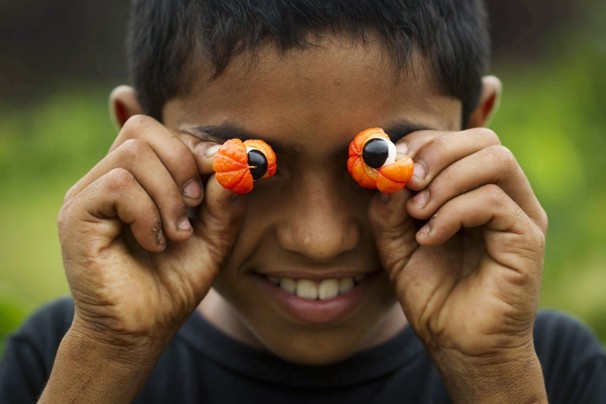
[57,115,245,352]
[368,128,548,402]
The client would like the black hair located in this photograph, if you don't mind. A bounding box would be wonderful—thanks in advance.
[127,0,490,125]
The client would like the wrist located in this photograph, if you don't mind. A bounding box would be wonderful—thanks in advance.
[434,341,548,404]
[39,325,167,403]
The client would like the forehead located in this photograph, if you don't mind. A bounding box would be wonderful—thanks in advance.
[163,35,461,149]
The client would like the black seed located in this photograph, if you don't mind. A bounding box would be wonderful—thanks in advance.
[248,149,268,180]
[362,138,389,169]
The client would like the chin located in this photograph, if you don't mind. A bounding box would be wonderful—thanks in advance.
[206,274,405,366]
[264,332,365,366]
[249,312,401,366]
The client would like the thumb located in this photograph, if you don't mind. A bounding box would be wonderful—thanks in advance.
[368,190,417,273]
[193,177,247,265]
[170,176,247,298]
[368,189,458,334]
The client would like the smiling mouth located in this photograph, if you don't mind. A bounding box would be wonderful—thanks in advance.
[266,275,366,301]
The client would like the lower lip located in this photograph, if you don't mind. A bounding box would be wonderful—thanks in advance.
[253,271,380,325]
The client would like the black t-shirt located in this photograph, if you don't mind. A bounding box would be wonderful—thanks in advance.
[1,298,605,403]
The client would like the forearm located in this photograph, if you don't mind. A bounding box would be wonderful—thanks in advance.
[39,327,164,404]
[436,343,548,404]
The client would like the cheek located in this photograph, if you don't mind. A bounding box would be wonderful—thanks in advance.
[224,192,279,266]
[211,270,247,308]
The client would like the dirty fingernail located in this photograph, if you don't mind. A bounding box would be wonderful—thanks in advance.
[155,227,166,246]
[183,179,202,199]
[412,190,429,208]
[413,163,426,181]
[396,142,409,156]
[177,216,192,232]
[204,144,221,158]
[417,223,431,237]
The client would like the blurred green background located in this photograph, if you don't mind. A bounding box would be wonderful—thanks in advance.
[1,1,605,354]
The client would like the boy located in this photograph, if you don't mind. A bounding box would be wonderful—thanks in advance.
[1,0,605,402]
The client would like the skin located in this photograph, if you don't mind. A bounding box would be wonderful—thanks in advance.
[41,34,548,403]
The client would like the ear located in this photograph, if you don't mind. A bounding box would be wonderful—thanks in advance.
[465,75,502,129]
[109,85,144,129]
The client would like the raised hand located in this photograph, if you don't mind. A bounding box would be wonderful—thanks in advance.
[42,115,246,402]
[369,128,548,402]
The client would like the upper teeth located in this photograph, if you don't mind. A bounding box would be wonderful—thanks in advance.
[268,276,364,301]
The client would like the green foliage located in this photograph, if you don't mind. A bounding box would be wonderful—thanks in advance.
[0,89,115,353]
[490,36,606,341]
[0,89,113,189]
[0,298,28,353]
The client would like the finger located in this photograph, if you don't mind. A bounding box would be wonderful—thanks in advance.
[399,128,501,191]
[108,115,203,207]
[416,184,545,272]
[178,134,221,175]
[67,139,193,242]
[407,144,547,232]
[58,168,165,255]
[193,176,247,245]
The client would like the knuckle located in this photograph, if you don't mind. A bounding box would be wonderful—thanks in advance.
[111,114,157,151]
[427,135,451,155]
[121,114,155,136]
[488,144,517,168]
[518,223,546,262]
[119,138,151,161]
[63,182,79,203]
[105,167,137,192]
[57,199,75,233]
[532,223,546,251]
[474,127,501,145]
[536,206,549,234]
[484,183,507,206]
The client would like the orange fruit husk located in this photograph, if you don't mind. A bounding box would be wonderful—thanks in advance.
[347,128,414,193]
[212,138,277,194]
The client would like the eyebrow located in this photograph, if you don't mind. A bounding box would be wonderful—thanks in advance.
[183,124,297,155]
[383,121,433,143]
[187,125,256,142]
[184,120,433,154]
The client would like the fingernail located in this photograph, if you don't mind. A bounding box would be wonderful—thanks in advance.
[411,190,429,208]
[177,216,192,232]
[413,163,426,181]
[155,227,166,246]
[417,223,431,237]
[183,179,202,199]
[204,144,221,158]
[395,142,409,156]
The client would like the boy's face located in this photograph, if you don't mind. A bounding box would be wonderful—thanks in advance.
[163,35,461,365]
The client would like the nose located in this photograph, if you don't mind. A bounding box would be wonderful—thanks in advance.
[276,169,361,262]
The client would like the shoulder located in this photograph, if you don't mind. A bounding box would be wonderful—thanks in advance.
[534,309,604,363]
[533,309,606,403]
[4,297,73,362]
[0,297,74,401]
[12,297,74,341]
